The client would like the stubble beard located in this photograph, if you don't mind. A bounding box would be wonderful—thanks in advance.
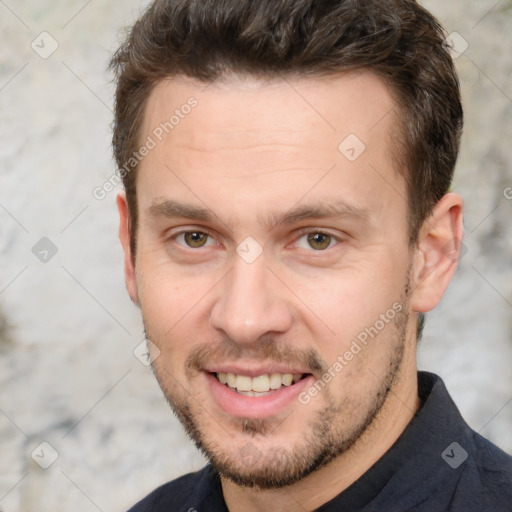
[147,291,410,490]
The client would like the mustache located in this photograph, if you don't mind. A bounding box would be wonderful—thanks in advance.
[185,338,328,377]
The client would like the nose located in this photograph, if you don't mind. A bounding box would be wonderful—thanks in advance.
[209,256,293,345]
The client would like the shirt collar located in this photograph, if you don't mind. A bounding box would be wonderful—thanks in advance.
[318,371,472,511]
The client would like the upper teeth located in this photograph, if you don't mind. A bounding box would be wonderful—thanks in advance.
[217,372,303,394]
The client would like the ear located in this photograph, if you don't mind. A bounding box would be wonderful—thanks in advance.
[410,192,464,313]
[116,190,140,307]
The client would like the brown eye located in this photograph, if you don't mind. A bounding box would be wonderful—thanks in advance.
[306,233,332,250]
[183,231,209,248]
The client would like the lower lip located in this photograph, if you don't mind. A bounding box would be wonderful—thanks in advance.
[205,372,315,419]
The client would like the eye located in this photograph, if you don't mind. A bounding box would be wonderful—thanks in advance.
[175,231,215,248]
[296,232,337,251]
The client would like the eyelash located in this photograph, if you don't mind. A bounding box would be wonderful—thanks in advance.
[293,228,341,251]
[169,228,342,251]
[172,230,218,249]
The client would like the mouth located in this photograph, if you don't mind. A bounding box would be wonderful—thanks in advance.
[214,371,308,397]
[205,370,314,418]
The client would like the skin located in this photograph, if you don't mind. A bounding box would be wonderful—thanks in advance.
[117,71,464,511]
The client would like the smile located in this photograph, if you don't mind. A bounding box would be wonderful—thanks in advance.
[205,369,314,418]
[215,372,306,397]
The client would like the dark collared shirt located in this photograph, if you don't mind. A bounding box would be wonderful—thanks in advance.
[128,372,512,511]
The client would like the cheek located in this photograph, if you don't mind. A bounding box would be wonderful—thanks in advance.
[294,260,408,363]
[137,272,177,322]
[136,265,192,353]
[139,280,193,381]
[303,268,402,329]
[136,248,193,309]
[135,260,218,354]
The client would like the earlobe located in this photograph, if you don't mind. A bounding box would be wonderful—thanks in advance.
[116,190,140,307]
[410,193,464,313]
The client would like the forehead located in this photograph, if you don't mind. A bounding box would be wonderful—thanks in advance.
[137,71,406,232]
[142,71,397,159]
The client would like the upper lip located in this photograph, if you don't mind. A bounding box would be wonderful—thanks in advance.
[204,364,310,378]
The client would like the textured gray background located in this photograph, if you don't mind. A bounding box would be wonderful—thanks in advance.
[1,1,511,510]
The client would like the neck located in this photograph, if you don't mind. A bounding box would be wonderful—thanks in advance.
[221,349,420,512]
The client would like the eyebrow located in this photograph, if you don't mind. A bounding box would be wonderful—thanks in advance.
[148,200,212,222]
[264,201,371,229]
[147,199,371,230]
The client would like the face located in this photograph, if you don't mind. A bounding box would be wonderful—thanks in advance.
[121,72,420,488]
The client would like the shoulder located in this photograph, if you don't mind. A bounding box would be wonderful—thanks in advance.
[446,427,512,511]
[468,431,512,497]
[410,373,512,511]
[127,466,212,512]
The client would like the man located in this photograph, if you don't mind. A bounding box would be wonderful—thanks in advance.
[110,0,512,510]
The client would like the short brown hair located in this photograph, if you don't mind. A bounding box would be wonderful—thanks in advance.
[110,0,463,257]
